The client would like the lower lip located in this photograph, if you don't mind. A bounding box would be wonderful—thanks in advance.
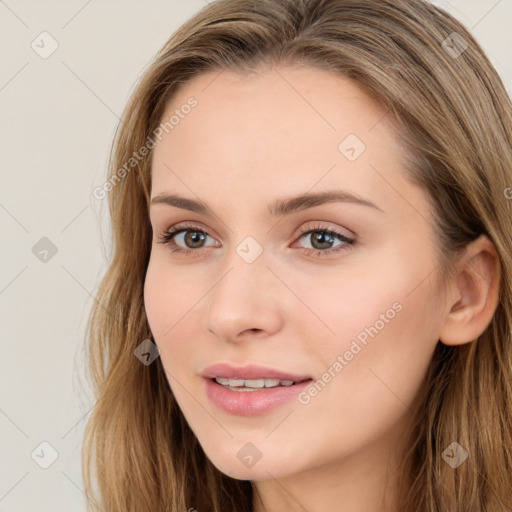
[204,378,313,416]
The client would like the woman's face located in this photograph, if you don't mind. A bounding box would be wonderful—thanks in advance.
[144,64,447,482]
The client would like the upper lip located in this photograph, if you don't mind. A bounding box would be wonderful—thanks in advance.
[201,363,312,382]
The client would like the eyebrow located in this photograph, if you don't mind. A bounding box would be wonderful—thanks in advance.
[150,190,383,216]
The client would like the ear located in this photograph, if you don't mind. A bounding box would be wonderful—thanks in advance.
[439,234,501,346]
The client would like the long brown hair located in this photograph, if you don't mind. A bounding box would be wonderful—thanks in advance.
[82,0,512,510]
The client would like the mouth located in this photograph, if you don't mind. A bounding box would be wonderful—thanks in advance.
[201,363,314,415]
[204,376,314,416]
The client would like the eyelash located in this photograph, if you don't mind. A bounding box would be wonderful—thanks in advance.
[156,221,355,258]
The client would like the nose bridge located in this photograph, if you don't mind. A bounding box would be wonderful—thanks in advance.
[204,240,282,340]
[216,233,270,296]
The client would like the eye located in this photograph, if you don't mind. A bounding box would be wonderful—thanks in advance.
[156,222,219,256]
[156,221,355,257]
[291,223,355,257]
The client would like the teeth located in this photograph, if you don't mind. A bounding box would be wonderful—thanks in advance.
[214,377,296,388]
[244,379,265,388]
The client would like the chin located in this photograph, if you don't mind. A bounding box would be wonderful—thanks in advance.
[204,448,295,481]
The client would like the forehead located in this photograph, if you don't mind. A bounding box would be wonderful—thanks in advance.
[157,64,392,155]
[150,64,429,224]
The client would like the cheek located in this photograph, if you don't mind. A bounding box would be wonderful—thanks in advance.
[306,270,440,427]
[294,254,441,409]
[143,261,169,338]
[143,257,199,340]
[280,264,404,358]
[143,257,206,385]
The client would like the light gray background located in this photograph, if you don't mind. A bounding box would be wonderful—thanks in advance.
[1,1,511,510]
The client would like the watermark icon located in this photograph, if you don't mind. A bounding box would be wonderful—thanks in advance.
[236,236,263,264]
[134,338,160,365]
[442,441,469,469]
[298,301,403,405]
[31,441,59,469]
[338,133,366,162]
[237,442,263,468]
[31,31,59,59]
[93,97,198,200]
[504,187,512,200]
[32,237,58,263]
[442,32,468,59]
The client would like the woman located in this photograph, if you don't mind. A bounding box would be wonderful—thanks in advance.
[82,0,512,510]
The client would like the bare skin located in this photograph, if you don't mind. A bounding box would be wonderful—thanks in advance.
[144,63,500,512]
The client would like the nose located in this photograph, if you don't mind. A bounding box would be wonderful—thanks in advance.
[203,255,284,343]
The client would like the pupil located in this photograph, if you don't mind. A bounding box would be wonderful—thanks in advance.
[312,231,334,250]
[185,231,205,248]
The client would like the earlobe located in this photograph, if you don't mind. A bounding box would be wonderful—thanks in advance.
[438,235,501,347]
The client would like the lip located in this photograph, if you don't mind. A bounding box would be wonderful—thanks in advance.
[201,363,312,382]
[201,363,314,416]
[204,377,313,416]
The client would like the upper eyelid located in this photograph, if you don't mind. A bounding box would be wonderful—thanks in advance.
[166,221,219,239]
